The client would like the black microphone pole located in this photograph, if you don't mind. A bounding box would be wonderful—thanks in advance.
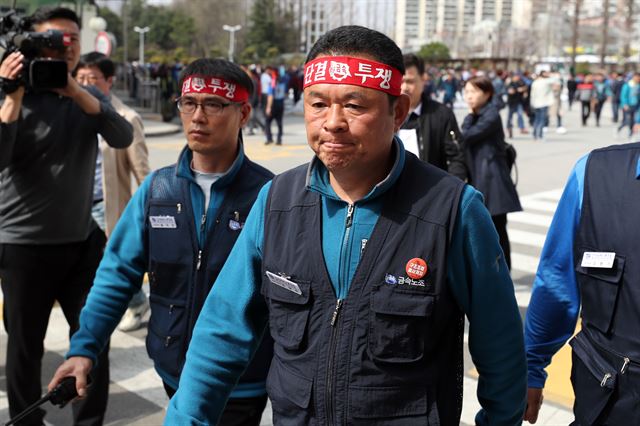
[5,376,81,426]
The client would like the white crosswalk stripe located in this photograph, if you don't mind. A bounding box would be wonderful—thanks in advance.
[461,188,575,425]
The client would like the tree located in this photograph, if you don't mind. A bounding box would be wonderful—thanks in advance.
[570,0,582,72]
[600,0,610,67]
[417,42,451,62]
[245,0,298,61]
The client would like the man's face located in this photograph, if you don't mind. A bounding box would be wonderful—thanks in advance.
[34,18,81,72]
[304,57,409,174]
[179,91,250,156]
[401,65,425,110]
[75,66,111,95]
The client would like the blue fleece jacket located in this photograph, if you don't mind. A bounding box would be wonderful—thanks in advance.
[525,154,640,389]
[67,143,266,397]
[165,140,527,425]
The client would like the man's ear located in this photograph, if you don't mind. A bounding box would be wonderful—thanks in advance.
[239,102,252,127]
[393,93,411,132]
[106,76,114,89]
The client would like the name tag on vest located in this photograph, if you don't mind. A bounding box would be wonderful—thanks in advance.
[149,215,177,229]
[581,252,616,268]
[266,271,302,295]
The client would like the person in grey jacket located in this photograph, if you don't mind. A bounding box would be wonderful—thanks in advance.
[0,7,132,425]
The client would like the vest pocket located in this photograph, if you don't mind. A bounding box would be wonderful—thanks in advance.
[569,332,617,425]
[148,260,189,300]
[146,293,187,378]
[368,285,433,364]
[349,385,428,422]
[261,276,312,351]
[575,249,625,334]
[266,357,314,423]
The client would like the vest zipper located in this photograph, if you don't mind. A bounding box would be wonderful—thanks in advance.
[326,299,343,426]
[325,203,354,424]
[196,214,206,271]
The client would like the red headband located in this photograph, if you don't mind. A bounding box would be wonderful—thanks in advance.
[181,75,249,102]
[303,56,402,96]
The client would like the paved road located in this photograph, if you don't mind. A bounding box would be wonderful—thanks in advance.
[0,98,630,425]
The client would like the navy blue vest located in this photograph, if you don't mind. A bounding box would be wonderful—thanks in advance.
[572,143,640,425]
[145,154,274,386]
[261,154,465,425]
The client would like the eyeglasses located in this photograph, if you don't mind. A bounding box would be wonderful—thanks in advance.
[176,97,238,116]
[75,74,105,85]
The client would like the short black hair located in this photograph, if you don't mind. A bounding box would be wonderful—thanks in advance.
[403,53,424,75]
[306,25,403,110]
[31,6,81,29]
[306,25,405,75]
[179,58,254,98]
[77,52,115,79]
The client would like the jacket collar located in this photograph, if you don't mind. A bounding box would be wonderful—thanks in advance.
[175,140,245,188]
[306,137,406,203]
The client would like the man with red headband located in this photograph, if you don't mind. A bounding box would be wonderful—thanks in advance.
[49,58,274,425]
[166,26,526,425]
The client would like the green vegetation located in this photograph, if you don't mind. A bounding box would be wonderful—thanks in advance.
[417,42,451,62]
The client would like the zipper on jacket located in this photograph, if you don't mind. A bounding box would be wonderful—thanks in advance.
[325,204,354,424]
[200,214,207,234]
[177,203,182,214]
[339,204,355,297]
[196,250,202,270]
[326,299,344,426]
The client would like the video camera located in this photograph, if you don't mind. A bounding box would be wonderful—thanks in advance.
[0,9,69,92]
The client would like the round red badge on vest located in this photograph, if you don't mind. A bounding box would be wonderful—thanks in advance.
[406,258,427,279]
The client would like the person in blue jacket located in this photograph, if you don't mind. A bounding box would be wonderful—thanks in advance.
[617,72,640,137]
[165,25,526,426]
[524,143,640,425]
[48,58,274,425]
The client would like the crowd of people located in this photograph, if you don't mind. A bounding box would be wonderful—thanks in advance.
[2,6,640,426]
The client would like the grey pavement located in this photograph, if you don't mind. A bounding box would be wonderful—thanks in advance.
[0,95,631,425]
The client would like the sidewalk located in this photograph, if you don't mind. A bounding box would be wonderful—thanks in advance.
[141,115,181,137]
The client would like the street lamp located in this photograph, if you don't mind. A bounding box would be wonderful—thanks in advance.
[222,24,242,62]
[133,25,150,68]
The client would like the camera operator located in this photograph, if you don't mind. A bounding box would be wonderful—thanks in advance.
[0,6,132,426]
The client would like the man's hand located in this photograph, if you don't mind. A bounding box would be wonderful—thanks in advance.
[52,73,80,98]
[0,51,24,82]
[48,356,93,399]
[53,74,101,115]
[0,51,26,122]
[523,387,544,424]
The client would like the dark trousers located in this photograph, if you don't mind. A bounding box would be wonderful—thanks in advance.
[612,99,620,123]
[0,228,110,426]
[594,99,606,126]
[492,214,511,270]
[265,100,284,144]
[618,105,638,136]
[163,382,268,426]
[581,101,591,126]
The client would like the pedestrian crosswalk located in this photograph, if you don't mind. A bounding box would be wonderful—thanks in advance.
[459,187,575,425]
[1,188,576,425]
